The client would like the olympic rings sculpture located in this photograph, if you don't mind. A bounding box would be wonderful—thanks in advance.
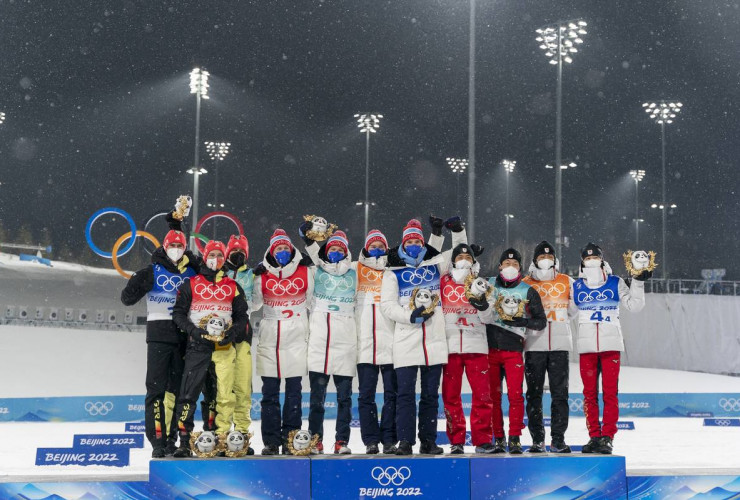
[194,211,245,254]
[85,207,245,278]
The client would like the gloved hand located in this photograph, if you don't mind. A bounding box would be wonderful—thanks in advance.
[634,269,653,281]
[298,221,314,245]
[218,328,236,346]
[468,295,489,311]
[444,216,463,233]
[191,328,209,342]
[470,244,485,257]
[252,263,268,276]
[503,317,529,328]
[410,306,434,324]
[165,211,183,231]
[429,215,444,236]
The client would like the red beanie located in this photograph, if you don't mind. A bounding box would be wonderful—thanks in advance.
[226,234,249,260]
[163,230,186,249]
[365,229,388,250]
[401,219,424,247]
[203,240,226,258]
[269,228,293,255]
[326,230,349,254]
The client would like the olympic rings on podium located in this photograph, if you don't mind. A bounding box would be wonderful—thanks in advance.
[111,231,160,278]
[194,211,245,254]
[85,208,137,258]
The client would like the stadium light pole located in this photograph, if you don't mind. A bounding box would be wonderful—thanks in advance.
[205,141,231,239]
[447,158,469,213]
[629,169,646,247]
[642,100,683,278]
[502,160,516,248]
[536,19,587,260]
[467,0,477,241]
[354,113,382,236]
[188,68,210,253]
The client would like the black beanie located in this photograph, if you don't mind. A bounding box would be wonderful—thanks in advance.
[533,241,555,263]
[452,243,475,264]
[499,248,522,266]
[580,242,603,261]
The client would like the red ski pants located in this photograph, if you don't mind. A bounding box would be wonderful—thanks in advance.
[442,353,493,446]
[580,351,621,439]
[488,348,525,438]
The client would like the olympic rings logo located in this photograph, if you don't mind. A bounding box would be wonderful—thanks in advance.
[713,419,733,426]
[156,274,185,292]
[576,289,615,303]
[532,282,567,298]
[401,268,437,286]
[85,401,114,416]
[371,466,411,486]
[719,398,740,412]
[265,278,306,296]
[318,272,354,292]
[85,207,245,279]
[442,284,466,302]
[194,283,233,301]
[568,398,584,412]
[360,266,383,281]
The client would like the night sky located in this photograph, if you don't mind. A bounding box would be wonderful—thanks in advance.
[1,0,738,278]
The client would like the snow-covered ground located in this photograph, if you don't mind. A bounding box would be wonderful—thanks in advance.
[2,415,740,482]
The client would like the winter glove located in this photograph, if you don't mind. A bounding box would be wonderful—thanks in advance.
[468,295,489,311]
[634,269,653,282]
[503,317,529,328]
[218,328,236,346]
[298,221,314,245]
[410,306,434,324]
[191,328,209,342]
[444,216,463,233]
[429,215,444,236]
[166,211,183,231]
[252,263,268,276]
[470,244,485,257]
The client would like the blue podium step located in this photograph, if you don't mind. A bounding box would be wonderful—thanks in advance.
[147,454,627,499]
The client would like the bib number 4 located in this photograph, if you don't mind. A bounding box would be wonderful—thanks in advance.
[589,311,611,322]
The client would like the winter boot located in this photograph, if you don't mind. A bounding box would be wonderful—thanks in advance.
[395,440,413,455]
[164,439,178,456]
[383,442,398,454]
[492,436,507,454]
[598,436,613,454]
[449,444,465,455]
[172,436,192,458]
[550,439,572,454]
[334,441,351,455]
[528,442,546,453]
[311,441,324,455]
[151,447,166,458]
[475,443,495,454]
[508,436,523,455]
[581,437,601,454]
[419,440,443,455]
[366,443,380,455]
[261,444,280,456]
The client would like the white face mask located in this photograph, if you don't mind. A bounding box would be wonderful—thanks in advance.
[166,247,184,263]
[454,259,473,269]
[500,265,520,281]
[206,258,220,271]
[451,267,470,283]
[584,259,602,268]
[537,258,554,270]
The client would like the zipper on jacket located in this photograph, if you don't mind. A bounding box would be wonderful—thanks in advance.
[422,323,429,366]
[372,304,377,365]
[324,313,331,374]
[276,320,282,379]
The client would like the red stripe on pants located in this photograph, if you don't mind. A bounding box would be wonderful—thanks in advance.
[442,353,493,446]
[487,348,525,438]
[580,351,621,438]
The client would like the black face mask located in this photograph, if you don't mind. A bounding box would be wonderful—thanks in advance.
[229,252,246,269]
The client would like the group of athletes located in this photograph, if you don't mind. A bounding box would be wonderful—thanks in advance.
[121,208,652,458]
